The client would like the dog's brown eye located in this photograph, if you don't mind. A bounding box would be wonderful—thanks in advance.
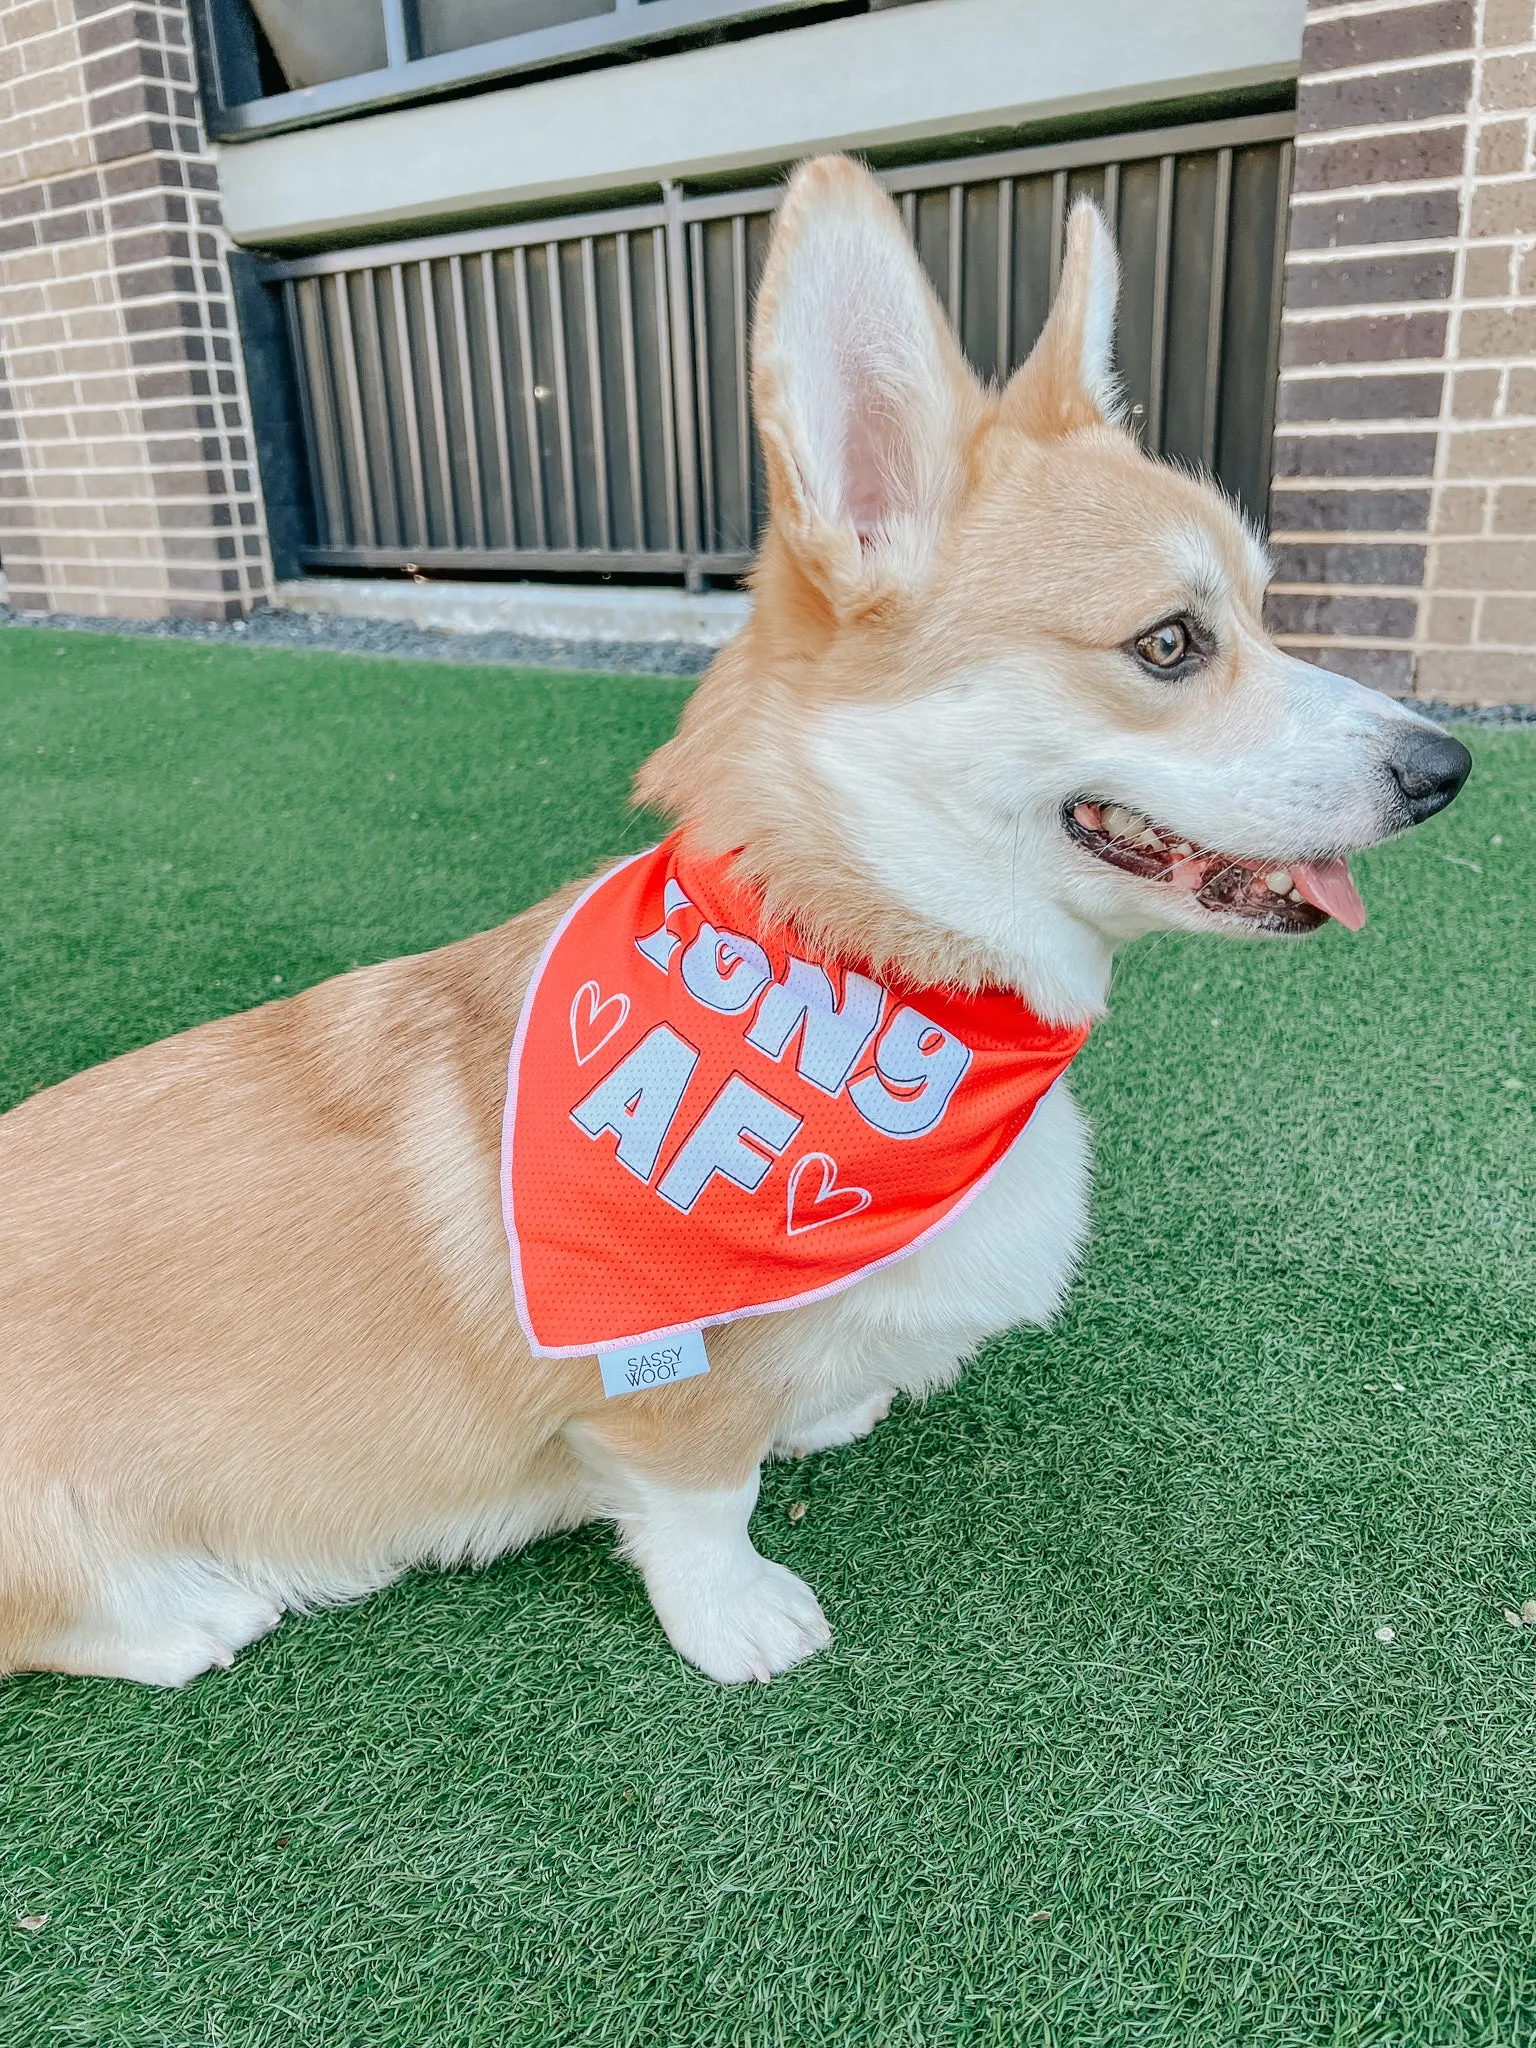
[1135,620,1191,671]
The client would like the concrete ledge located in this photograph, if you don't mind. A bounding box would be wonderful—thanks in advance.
[222,0,1304,246]
[272,577,752,648]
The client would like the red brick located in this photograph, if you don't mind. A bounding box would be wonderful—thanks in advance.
[1269,487,1432,534]
[1298,62,1471,134]
[1265,592,1419,638]
[1292,126,1467,192]
[1287,189,1462,250]
[1280,312,1448,367]
[1300,0,1474,72]
[1270,541,1427,586]
[1273,431,1438,479]
[1276,372,1444,422]
[1283,250,1454,308]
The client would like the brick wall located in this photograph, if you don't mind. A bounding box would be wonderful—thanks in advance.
[1419,0,1536,701]
[0,0,270,620]
[1272,0,1536,707]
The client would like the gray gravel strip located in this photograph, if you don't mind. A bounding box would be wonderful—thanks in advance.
[0,602,714,678]
[1413,698,1536,726]
[2,604,1534,719]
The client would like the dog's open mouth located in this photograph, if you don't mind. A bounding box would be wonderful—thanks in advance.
[1063,801,1367,933]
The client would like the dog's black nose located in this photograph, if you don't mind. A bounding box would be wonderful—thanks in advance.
[1387,726,1472,824]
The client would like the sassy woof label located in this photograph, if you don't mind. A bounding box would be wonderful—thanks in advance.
[598,1327,710,1398]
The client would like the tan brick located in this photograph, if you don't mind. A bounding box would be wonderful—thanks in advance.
[6,1,66,42]
[53,241,111,280]
[1485,0,1536,40]
[1471,179,1536,237]
[1432,534,1536,584]
[1478,118,1531,176]
[1452,366,1502,416]
[7,349,61,384]
[1433,485,1489,532]
[19,24,80,73]
[99,502,161,534]
[10,70,78,121]
[19,405,70,437]
[1447,424,1536,476]
[21,136,89,181]
[1417,647,1536,703]
[74,367,133,399]
[1463,244,1513,297]
[1427,595,1477,643]
[24,67,83,108]
[88,533,154,561]
[1457,303,1536,354]
[1482,50,1536,111]
[47,280,101,317]
[2,295,53,328]
[1506,366,1536,413]
[1492,482,1536,530]
[91,473,156,501]
[31,439,102,470]
[56,307,120,342]
[69,409,131,440]
[0,247,61,287]
[99,572,166,598]
[1478,593,1536,639]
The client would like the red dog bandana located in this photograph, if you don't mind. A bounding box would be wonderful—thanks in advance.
[503,835,1088,1358]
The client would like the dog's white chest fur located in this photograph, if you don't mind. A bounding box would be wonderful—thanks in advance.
[766,1077,1091,1454]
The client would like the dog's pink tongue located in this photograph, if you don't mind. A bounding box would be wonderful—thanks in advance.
[1290,858,1367,931]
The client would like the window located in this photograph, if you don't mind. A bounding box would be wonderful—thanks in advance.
[193,0,890,140]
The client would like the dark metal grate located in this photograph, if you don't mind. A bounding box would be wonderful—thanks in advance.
[252,113,1293,589]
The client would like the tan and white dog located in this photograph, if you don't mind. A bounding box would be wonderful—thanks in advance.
[0,158,1468,1687]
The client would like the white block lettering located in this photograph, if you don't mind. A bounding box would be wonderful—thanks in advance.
[848,1006,971,1138]
[657,1073,801,1213]
[634,877,693,973]
[680,923,772,1014]
[744,955,885,1095]
[571,1023,698,1180]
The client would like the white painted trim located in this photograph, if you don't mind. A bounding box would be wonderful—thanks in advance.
[218,0,1305,247]
[273,576,752,647]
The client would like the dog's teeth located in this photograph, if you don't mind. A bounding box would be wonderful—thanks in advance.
[1136,828,1163,850]
[1289,888,1304,904]
[1265,869,1293,896]
[1173,841,1195,858]
[1102,805,1135,838]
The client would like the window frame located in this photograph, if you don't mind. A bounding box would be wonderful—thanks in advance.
[192,0,866,142]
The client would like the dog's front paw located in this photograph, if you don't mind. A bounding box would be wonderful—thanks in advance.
[780,1390,892,1458]
[649,1552,831,1683]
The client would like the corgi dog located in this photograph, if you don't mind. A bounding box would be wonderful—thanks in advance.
[0,157,1469,1688]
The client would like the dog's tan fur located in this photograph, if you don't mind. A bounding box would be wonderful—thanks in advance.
[0,159,1456,1684]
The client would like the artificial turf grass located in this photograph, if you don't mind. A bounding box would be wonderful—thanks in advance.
[0,629,1532,2048]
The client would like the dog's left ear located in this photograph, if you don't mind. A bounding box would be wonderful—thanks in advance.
[752,155,982,613]
[1000,199,1121,439]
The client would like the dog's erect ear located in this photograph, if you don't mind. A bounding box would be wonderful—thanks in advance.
[1000,199,1121,440]
[751,155,981,611]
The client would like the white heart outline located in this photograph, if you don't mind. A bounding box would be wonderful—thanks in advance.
[569,980,631,1066]
[785,1151,872,1237]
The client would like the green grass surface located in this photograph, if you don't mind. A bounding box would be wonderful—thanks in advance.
[0,628,1533,2047]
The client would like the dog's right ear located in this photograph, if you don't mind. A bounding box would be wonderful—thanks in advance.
[751,156,981,615]
[1000,199,1121,439]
